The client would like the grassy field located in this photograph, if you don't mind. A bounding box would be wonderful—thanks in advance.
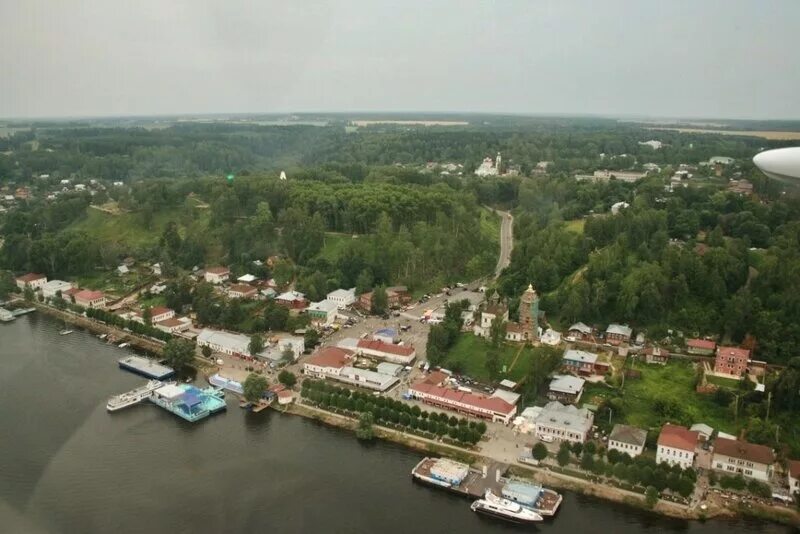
[705,374,742,390]
[70,209,178,250]
[442,334,536,383]
[582,359,736,434]
[564,218,586,234]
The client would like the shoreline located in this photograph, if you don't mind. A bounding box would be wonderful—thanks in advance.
[277,400,800,528]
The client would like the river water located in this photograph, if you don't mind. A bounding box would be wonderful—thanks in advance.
[0,314,793,533]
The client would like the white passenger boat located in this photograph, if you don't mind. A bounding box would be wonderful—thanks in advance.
[106,380,163,412]
[470,490,543,524]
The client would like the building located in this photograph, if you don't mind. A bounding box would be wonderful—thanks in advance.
[727,179,754,196]
[712,438,775,482]
[303,347,397,391]
[714,346,750,379]
[656,424,699,469]
[376,362,403,376]
[608,424,647,458]
[474,303,508,338]
[359,286,410,311]
[155,316,192,334]
[505,322,524,342]
[605,324,632,346]
[15,273,47,290]
[197,328,251,356]
[338,337,416,365]
[690,423,715,442]
[475,153,501,177]
[42,280,73,299]
[74,290,106,309]
[237,274,257,283]
[643,346,669,365]
[259,336,305,365]
[611,201,630,215]
[408,373,517,424]
[204,267,230,284]
[518,284,539,341]
[639,140,663,150]
[228,284,258,299]
[306,299,339,326]
[562,349,599,376]
[547,375,585,404]
[575,170,647,183]
[567,322,593,341]
[540,328,562,346]
[326,288,356,309]
[533,401,594,444]
[788,461,800,496]
[275,291,307,310]
[687,338,716,356]
[148,306,175,324]
[303,347,352,379]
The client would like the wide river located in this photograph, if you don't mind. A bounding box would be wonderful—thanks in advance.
[0,314,793,533]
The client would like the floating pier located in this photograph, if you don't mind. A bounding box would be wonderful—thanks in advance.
[118,355,175,380]
[149,383,227,422]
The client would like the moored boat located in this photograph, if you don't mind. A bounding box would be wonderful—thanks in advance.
[470,490,543,524]
[501,480,563,516]
[107,380,162,411]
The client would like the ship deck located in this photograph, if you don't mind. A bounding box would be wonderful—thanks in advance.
[119,356,175,379]
[413,458,507,498]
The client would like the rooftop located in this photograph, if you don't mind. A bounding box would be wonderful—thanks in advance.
[609,424,647,447]
[568,322,592,334]
[606,323,633,337]
[713,437,775,465]
[789,460,800,479]
[16,273,46,282]
[307,299,339,313]
[563,349,598,365]
[75,289,104,301]
[717,346,750,359]
[548,375,585,395]
[357,338,415,356]
[687,338,716,350]
[535,401,593,432]
[277,290,305,301]
[657,424,698,452]
[206,266,230,275]
[305,347,351,369]
[410,381,516,415]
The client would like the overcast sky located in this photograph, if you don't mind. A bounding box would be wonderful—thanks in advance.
[1,0,799,120]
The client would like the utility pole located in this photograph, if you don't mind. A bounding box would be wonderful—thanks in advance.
[765,391,771,421]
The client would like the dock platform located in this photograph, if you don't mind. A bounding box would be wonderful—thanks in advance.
[412,457,507,498]
[118,355,175,380]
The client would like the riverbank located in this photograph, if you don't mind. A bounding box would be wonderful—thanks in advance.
[31,301,166,355]
[277,399,799,527]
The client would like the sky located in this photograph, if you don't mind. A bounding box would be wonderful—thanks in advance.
[1,0,799,120]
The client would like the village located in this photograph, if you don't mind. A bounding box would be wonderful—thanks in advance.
[7,256,800,523]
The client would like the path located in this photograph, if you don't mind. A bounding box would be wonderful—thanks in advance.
[492,209,513,278]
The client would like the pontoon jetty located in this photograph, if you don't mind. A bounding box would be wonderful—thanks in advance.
[411,457,561,517]
[209,373,244,395]
[149,383,227,422]
[118,355,175,380]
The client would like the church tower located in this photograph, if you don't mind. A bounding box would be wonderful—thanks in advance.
[518,283,539,340]
[495,152,502,174]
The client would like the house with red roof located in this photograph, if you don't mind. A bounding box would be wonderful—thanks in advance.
[74,289,106,309]
[337,337,416,365]
[656,424,699,469]
[204,266,230,284]
[228,284,258,299]
[303,347,352,378]
[712,437,775,482]
[714,346,750,379]
[15,273,47,290]
[407,377,517,424]
[686,338,716,356]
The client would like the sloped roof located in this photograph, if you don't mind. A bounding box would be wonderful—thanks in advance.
[713,437,774,465]
[305,347,351,369]
[568,322,592,334]
[687,338,716,350]
[563,349,598,364]
[657,424,698,452]
[609,424,647,447]
[606,324,632,337]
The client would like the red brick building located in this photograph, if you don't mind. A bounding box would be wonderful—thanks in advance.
[714,346,750,378]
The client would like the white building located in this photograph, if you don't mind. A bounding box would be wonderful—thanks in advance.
[260,336,305,365]
[474,153,501,177]
[473,304,508,338]
[608,424,647,458]
[306,299,339,326]
[15,273,47,290]
[638,140,663,150]
[326,288,356,309]
[155,316,193,334]
[656,424,699,469]
[540,328,562,346]
[303,347,351,379]
[712,437,775,483]
[204,267,230,284]
[42,280,73,299]
[533,401,594,444]
[237,274,257,283]
[197,328,251,356]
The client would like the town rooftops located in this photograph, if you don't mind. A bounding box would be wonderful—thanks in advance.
[410,381,516,416]
[713,437,775,465]
[687,338,716,350]
[717,346,750,359]
[549,375,585,395]
[276,291,305,302]
[657,424,698,452]
[16,273,46,283]
[75,289,104,301]
[485,304,507,316]
[535,401,593,432]
[356,338,415,356]
[237,274,257,283]
[156,318,185,328]
[229,283,257,294]
[420,371,448,387]
[307,299,339,312]
[609,424,647,447]
[149,306,172,317]
[505,322,523,333]
[327,288,355,299]
[690,423,715,439]
[563,349,598,365]
[568,322,592,334]
[606,323,632,337]
[206,266,230,275]
[305,347,352,369]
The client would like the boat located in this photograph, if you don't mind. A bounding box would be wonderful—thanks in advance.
[411,457,471,490]
[59,329,74,335]
[501,480,563,517]
[470,490,543,524]
[106,380,162,411]
[118,355,175,380]
[0,308,15,323]
[98,334,108,340]
[118,342,130,348]
[208,373,244,395]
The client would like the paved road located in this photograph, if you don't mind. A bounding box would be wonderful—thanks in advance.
[493,208,513,278]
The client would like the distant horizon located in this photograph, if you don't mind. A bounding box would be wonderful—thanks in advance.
[2,109,800,125]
